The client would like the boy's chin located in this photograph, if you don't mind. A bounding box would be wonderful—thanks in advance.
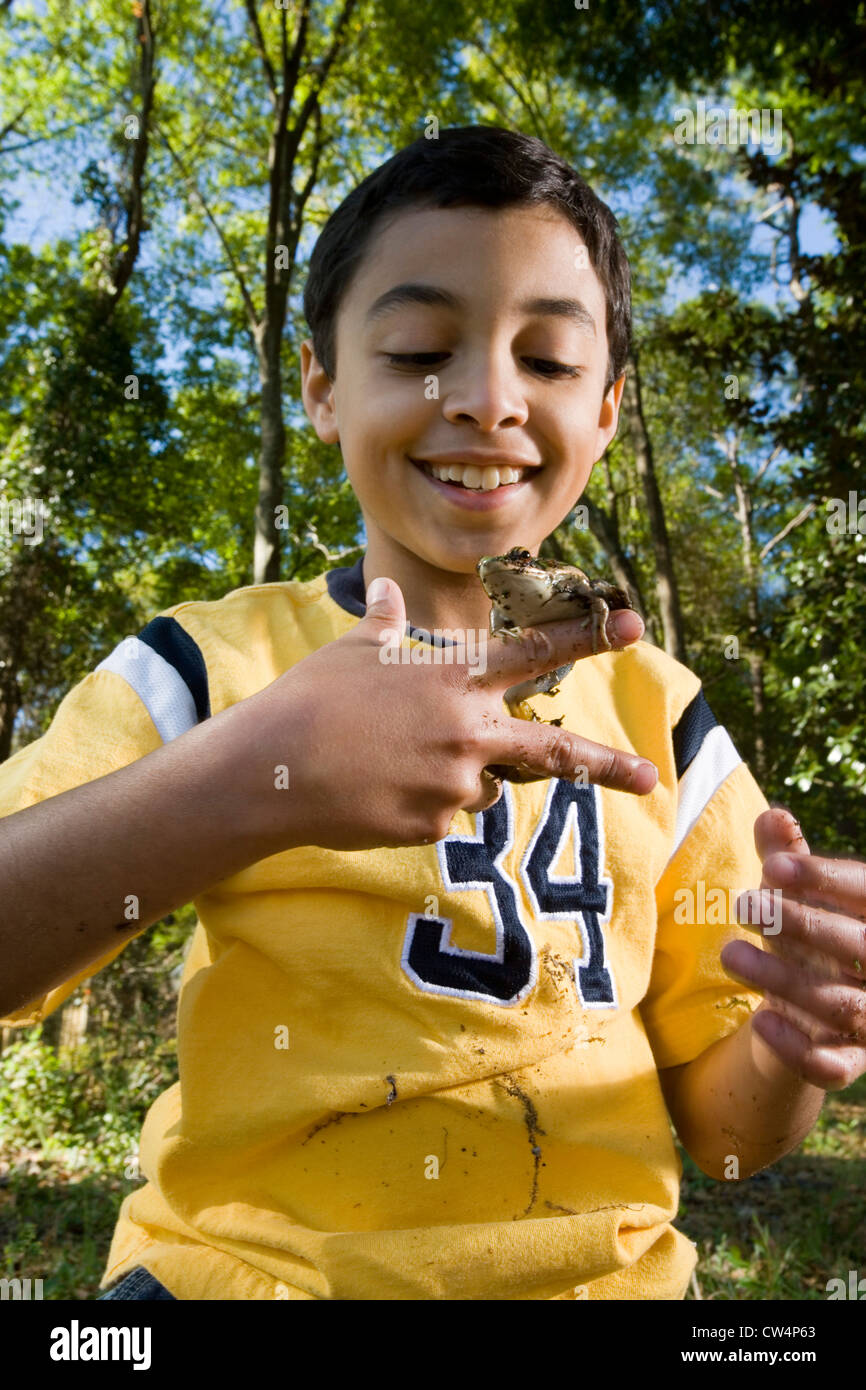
[410,531,545,576]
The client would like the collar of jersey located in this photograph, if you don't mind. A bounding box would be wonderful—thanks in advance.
[325,555,458,648]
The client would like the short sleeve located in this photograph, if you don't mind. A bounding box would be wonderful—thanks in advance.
[0,663,168,1027]
[641,703,772,1071]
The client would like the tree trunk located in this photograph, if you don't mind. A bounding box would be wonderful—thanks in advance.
[0,671,20,763]
[621,354,688,664]
[246,2,355,583]
[0,547,42,764]
[255,340,287,583]
[729,446,767,781]
[548,508,658,643]
[58,997,90,1053]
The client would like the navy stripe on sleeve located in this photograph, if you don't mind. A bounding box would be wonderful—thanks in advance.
[667,690,743,861]
[95,615,211,744]
[672,690,719,780]
[138,617,211,723]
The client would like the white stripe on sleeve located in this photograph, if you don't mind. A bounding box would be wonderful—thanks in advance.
[669,724,741,862]
[96,637,199,744]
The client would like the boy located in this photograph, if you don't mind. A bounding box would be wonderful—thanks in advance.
[1,126,863,1302]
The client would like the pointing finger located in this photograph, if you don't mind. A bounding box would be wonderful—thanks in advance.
[485,720,658,794]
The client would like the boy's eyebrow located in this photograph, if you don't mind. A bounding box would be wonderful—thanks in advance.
[365,282,597,335]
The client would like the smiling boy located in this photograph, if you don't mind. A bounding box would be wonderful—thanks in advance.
[302,200,618,627]
[1,126,863,1303]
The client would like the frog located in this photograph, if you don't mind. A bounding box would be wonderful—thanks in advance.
[475,547,635,781]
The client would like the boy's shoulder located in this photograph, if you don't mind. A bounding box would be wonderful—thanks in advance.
[82,567,355,745]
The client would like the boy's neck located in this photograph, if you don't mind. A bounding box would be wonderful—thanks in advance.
[361,539,494,635]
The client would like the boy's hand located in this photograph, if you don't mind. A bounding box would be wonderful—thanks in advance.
[721,806,866,1091]
[247,575,657,852]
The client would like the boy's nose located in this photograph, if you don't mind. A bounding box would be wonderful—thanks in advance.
[441,357,529,430]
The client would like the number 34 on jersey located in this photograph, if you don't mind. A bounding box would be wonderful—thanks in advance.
[402,778,617,1009]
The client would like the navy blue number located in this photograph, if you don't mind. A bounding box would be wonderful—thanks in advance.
[401,788,534,1004]
[522,779,615,1006]
[402,779,615,1007]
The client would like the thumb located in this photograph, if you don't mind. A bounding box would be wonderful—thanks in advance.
[363,575,407,636]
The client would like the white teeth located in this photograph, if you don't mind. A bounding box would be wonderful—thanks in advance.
[425,461,528,489]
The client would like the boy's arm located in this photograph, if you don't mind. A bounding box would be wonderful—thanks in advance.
[655,804,822,1181]
[0,691,290,1019]
[640,690,790,1174]
[660,805,866,1180]
[657,1005,824,1182]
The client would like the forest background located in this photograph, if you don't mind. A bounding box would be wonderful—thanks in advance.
[0,0,863,1299]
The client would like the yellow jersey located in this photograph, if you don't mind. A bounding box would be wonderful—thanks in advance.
[0,557,768,1300]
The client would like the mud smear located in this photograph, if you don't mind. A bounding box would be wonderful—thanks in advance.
[537,945,609,1048]
[496,1072,547,1216]
[546,1198,649,1218]
[300,1113,344,1146]
[721,1124,743,1154]
[537,944,576,1008]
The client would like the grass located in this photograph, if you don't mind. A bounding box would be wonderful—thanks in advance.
[680,1070,866,1299]
[0,1168,141,1300]
[0,917,187,1300]
[0,1026,176,1298]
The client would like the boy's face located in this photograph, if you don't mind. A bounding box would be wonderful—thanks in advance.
[301,202,625,579]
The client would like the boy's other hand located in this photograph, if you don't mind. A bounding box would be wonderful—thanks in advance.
[246,576,657,854]
[722,806,866,1091]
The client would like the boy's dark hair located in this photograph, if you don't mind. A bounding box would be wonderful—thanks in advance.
[303,125,631,396]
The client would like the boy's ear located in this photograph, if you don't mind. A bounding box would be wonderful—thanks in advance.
[300,338,340,445]
[593,372,626,463]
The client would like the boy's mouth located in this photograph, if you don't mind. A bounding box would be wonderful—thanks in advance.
[410,457,535,492]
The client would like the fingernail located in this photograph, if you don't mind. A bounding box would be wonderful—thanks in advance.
[764,853,799,885]
[608,610,642,641]
[635,761,657,792]
[366,578,389,605]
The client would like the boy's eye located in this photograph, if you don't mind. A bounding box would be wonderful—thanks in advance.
[385,353,448,368]
[384,353,581,378]
[526,358,582,379]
